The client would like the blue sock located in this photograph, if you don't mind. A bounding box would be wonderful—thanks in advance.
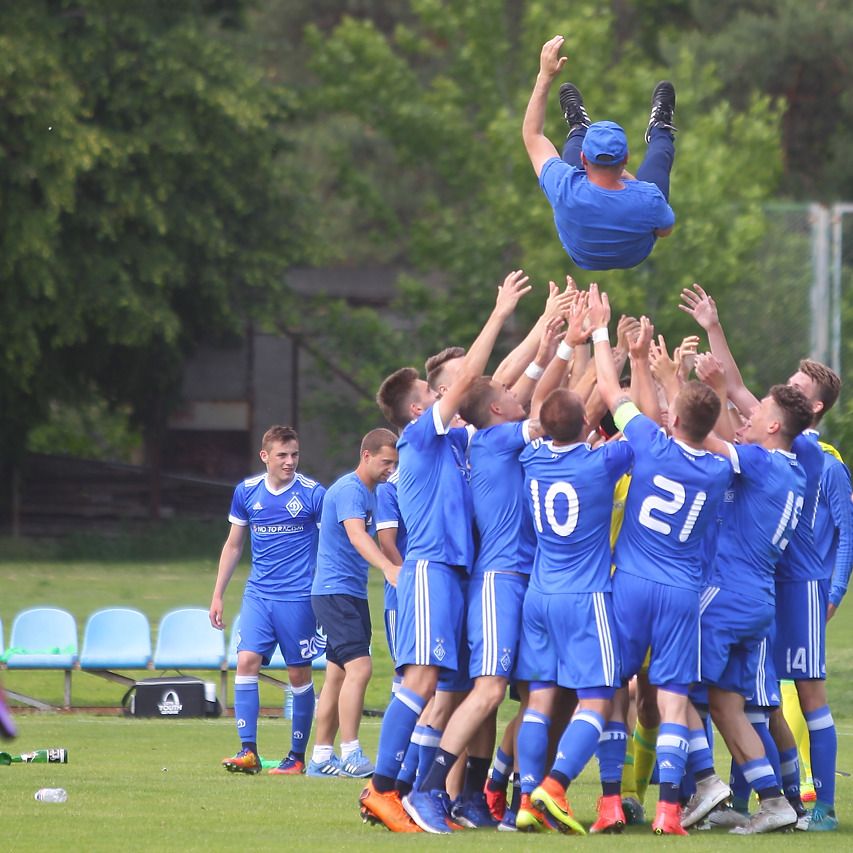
[778,746,800,800]
[551,710,605,783]
[396,727,425,790]
[686,728,714,778]
[656,723,689,790]
[373,688,427,792]
[518,709,550,794]
[487,745,513,790]
[729,758,750,808]
[806,705,837,807]
[289,681,314,759]
[739,757,778,797]
[597,722,628,791]
[414,726,442,790]
[746,711,781,787]
[234,675,259,746]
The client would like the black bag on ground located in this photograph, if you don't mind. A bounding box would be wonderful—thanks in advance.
[122,676,221,718]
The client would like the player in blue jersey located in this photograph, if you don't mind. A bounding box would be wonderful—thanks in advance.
[359,269,531,834]
[210,425,325,775]
[523,37,676,271]
[674,384,812,835]
[681,285,845,831]
[309,428,400,779]
[588,285,733,835]
[516,384,635,835]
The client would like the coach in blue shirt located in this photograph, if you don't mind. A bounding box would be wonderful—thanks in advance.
[523,36,676,271]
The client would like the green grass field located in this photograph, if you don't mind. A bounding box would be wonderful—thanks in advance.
[1,528,852,850]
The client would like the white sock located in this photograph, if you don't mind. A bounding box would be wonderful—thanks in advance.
[341,739,361,760]
[312,744,334,764]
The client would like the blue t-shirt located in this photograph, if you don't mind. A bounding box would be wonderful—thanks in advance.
[521,438,634,594]
[397,405,474,569]
[376,470,407,612]
[312,471,376,599]
[470,421,536,576]
[775,432,824,583]
[613,407,733,591]
[229,472,325,601]
[540,158,675,270]
[709,444,806,604]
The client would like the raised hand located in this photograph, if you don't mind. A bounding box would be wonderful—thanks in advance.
[694,352,726,393]
[544,277,578,320]
[539,36,568,79]
[616,315,641,353]
[565,291,591,347]
[679,283,719,330]
[629,316,655,360]
[494,269,532,318]
[587,282,611,330]
[535,314,566,363]
[674,334,700,379]
[648,334,678,386]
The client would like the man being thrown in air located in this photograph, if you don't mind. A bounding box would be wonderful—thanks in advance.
[523,36,676,271]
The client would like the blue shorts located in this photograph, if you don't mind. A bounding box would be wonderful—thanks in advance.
[774,579,828,680]
[395,560,465,676]
[467,571,528,679]
[311,594,371,666]
[384,608,398,663]
[238,593,320,667]
[613,571,699,688]
[515,587,619,690]
[699,586,774,700]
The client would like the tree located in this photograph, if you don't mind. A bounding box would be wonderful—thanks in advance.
[0,1,305,519]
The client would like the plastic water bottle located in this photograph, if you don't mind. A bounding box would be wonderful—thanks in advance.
[34,788,67,803]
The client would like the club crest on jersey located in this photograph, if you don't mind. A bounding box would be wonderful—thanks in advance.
[433,638,446,662]
[285,495,304,517]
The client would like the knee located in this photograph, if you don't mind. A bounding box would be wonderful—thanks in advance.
[473,678,508,712]
[236,651,262,676]
[288,665,312,689]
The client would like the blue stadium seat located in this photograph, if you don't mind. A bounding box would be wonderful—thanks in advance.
[4,607,79,708]
[153,608,225,670]
[6,608,78,670]
[80,608,152,681]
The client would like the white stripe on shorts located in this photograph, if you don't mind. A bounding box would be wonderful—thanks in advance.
[808,579,821,678]
[415,560,431,665]
[592,592,615,686]
[480,572,498,676]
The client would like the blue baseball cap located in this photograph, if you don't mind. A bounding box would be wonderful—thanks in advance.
[582,120,628,165]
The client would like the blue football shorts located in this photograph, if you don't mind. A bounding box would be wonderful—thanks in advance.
[774,578,828,680]
[238,592,320,667]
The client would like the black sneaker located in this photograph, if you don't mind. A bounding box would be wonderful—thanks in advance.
[559,83,591,132]
[645,80,676,142]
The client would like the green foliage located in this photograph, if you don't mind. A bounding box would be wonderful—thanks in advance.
[0,1,301,466]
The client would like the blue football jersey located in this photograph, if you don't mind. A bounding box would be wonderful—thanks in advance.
[775,431,824,583]
[521,437,633,594]
[613,408,733,591]
[313,471,377,599]
[376,470,407,611]
[470,421,536,576]
[709,444,806,604]
[397,405,474,569]
[229,472,325,600]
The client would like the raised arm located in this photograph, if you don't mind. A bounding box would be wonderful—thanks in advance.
[522,36,565,177]
[679,283,758,413]
[511,314,564,408]
[588,283,628,413]
[648,334,680,411]
[438,270,531,427]
[628,316,661,422]
[495,278,576,387]
[694,352,736,442]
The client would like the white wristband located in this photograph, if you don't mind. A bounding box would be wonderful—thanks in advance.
[591,327,609,344]
[524,361,545,380]
[556,341,574,361]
